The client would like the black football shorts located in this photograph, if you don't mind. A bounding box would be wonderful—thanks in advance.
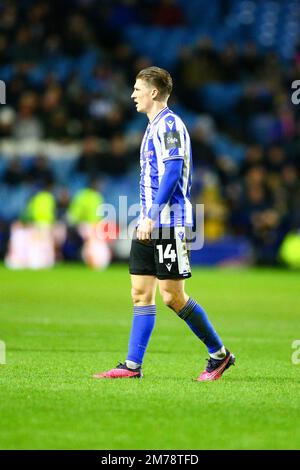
[129,227,192,280]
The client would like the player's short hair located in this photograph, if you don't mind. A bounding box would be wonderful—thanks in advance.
[136,66,173,100]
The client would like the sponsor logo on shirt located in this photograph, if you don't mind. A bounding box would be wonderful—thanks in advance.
[143,150,154,159]
[164,131,181,150]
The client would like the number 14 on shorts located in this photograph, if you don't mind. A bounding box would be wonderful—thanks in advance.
[156,244,177,263]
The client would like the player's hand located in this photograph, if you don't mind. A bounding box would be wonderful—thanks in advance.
[137,217,154,241]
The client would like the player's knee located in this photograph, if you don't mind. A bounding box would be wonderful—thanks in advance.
[160,290,177,310]
[131,287,153,305]
[161,289,188,312]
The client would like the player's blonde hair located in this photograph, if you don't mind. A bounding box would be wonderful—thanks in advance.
[136,66,173,100]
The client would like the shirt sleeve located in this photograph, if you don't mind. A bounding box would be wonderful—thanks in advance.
[147,158,183,221]
[157,114,186,162]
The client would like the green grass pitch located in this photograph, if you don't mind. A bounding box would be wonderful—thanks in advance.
[0,264,299,450]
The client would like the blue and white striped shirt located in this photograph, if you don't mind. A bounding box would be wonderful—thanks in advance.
[139,107,193,227]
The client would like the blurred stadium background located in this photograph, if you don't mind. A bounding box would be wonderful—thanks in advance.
[1,0,300,269]
[1,0,300,452]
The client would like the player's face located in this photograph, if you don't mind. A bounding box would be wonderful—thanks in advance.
[131,79,156,114]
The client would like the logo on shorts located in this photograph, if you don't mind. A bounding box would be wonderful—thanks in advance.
[165,263,172,271]
[177,231,184,241]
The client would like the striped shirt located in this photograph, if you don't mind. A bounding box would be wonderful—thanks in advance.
[139,106,193,227]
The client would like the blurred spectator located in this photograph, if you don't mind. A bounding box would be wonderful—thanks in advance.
[285,120,300,169]
[65,180,109,266]
[101,133,136,175]
[67,179,103,225]
[0,107,16,137]
[56,187,71,222]
[152,0,184,26]
[10,26,39,67]
[23,181,56,225]
[3,158,26,186]
[77,136,103,177]
[219,44,240,82]
[191,125,217,169]
[0,34,10,66]
[0,221,9,259]
[240,145,264,176]
[63,13,94,57]
[0,2,18,40]
[175,39,221,110]
[45,109,70,140]
[200,179,228,241]
[279,231,300,269]
[13,91,43,140]
[239,43,262,79]
[26,155,54,187]
[239,183,286,264]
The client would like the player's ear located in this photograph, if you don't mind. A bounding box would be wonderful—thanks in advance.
[151,88,159,99]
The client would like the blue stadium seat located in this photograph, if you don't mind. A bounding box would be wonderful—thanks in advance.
[0,65,14,82]
[0,184,32,221]
[51,159,77,185]
[68,173,89,196]
[200,83,243,115]
[212,135,245,163]
[0,159,6,179]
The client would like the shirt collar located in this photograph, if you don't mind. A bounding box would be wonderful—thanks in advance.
[149,106,169,126]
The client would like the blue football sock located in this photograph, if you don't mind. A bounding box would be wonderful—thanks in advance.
[127,305,156,365]
[178,298,223,354]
